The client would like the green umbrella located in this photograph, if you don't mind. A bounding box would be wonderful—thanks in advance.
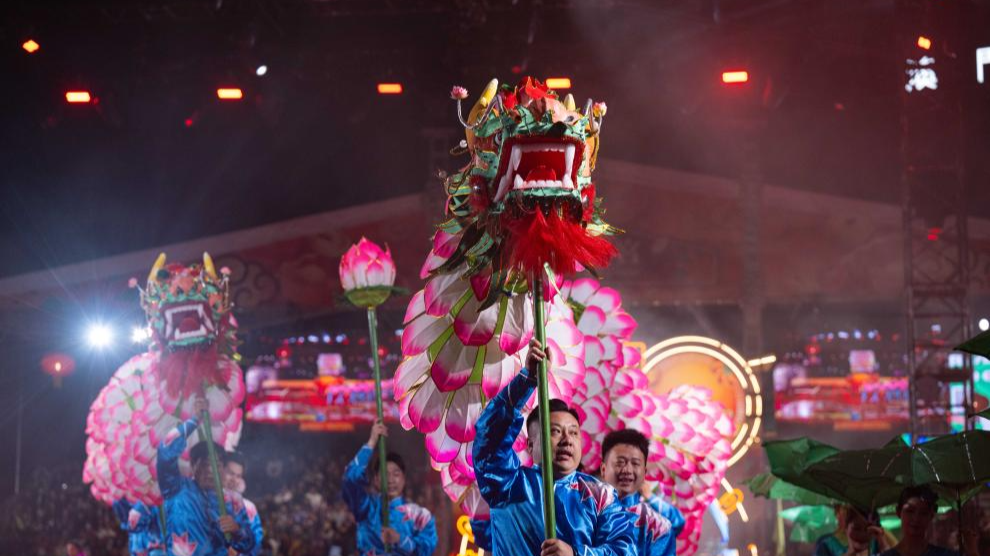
[780,505,837,543]
[955,330,990,359]
[746,473,838,506]
[803,448,907,510]
[763,438,853,505]
[802,431,990,511]
[764,437,842,476]
[909,430,990,502]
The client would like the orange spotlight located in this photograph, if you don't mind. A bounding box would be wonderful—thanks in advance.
[722,70,749,84]
[217,88,244,100]
[917,36,932,50]
[22,39,40,54]
[65,91,92,103]
[545,77,572,89]
[377,83,403,94]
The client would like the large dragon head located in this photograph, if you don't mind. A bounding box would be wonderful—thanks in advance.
[436,78,618,298]
[137,252,234,354]
[459,77,604,213]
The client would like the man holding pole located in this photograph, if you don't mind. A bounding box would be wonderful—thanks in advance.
[342,420,438,556]
[156,397,256,556]
[473,339,636,556]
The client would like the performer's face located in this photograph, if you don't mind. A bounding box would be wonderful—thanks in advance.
[223,461,245,493]
[601,443,645,497]
[193,458,215,490]
[386,462,405,498]
[528,411,582,476]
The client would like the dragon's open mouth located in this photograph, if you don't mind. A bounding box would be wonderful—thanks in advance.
[493,137,584,202]
[163,301,215,343]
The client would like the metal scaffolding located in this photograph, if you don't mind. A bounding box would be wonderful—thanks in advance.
[900,0,973,441]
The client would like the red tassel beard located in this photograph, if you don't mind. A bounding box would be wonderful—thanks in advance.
[154,345,226,399]
[501,205,617,279]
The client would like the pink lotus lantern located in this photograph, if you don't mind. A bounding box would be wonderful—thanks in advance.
[339,236,399,529]
[339,237,397,308]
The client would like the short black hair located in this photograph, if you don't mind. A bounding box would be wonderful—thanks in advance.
[526,399,581,432]
[225,450,246,470]
[602,429,650,461]
[897,485,938,514]
[190,441,226,467]
[372,452,406,475]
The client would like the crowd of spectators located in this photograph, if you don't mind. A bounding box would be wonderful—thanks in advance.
[0,466,126,556]
[0,440,447,556]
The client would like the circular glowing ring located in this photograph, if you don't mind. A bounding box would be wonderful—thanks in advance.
[642,335,762,467]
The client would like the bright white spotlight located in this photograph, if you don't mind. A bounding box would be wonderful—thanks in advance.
[87,324,114,349]
[256,65,268,76]
[131,326,151,344]
[979,318,989,332]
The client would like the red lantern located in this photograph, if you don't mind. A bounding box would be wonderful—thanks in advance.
[41,353,76,387]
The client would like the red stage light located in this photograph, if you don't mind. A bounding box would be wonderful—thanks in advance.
[65,91,92,103]
[377,83,403,94]
[276,346,292,359]
[217,88,243,100]
[41,353,76,377]
[722,70,749,84]
[22,39,40,54]
[545,77,572,89]
[917,36,932,50]
[927,226,942,241]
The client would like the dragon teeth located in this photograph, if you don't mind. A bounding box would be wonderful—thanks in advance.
[496,142,579,199]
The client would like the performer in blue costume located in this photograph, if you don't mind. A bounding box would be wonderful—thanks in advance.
[470,519,492,553]
[342,420,438,556]
[473,339,636,556]
[649,496,684,541]
[112,499,165,556]
[156,397,256,556]
[223,451,264,556]
[600,430,675,556]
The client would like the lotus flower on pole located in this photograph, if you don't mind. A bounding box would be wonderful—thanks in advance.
[340,237,397,308]
[339,236,399,531]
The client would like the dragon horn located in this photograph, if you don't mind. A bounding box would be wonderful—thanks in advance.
[474,79,499,114]
[458,79,500,129]
[563,94,576,111]
[203,252,218,280]
[148,253,166,283]
[583,98,593,117]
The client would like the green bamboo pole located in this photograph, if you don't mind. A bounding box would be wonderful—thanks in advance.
[367,307,390,529]
[157,505,167,539]
[197,405,229,540]
[532,278,557,540]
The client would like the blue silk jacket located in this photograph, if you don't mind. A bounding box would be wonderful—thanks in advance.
[112,499,165,556]
[156,418,256,556]
[649,496,685,539]
[472,370,637,556]
[342,445,438,556]
[239,497,264,556]
[618,493,675,556]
